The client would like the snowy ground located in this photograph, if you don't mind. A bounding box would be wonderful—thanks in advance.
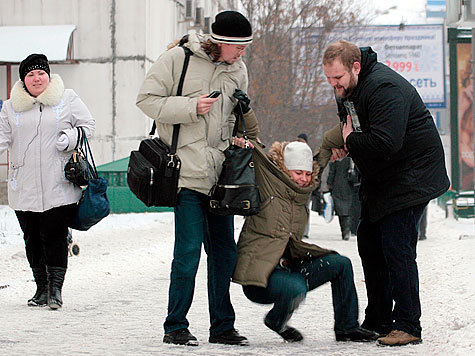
[0,201,474,356]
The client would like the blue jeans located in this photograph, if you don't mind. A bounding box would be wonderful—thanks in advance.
[164,188,237,336]
[357,203,426,337]
[243,254,360,333]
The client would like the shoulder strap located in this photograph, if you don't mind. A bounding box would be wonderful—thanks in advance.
[149,46,194,155]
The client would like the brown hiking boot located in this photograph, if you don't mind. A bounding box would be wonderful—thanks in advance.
[377,330,422,346]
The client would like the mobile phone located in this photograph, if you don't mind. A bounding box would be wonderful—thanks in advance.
[343,100,362,132]
[208,90,221,98]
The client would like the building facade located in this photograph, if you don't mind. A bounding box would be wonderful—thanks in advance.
[0,0,234,203]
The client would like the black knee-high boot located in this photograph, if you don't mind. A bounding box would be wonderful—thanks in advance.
[28,266,48,306]
[46,266,67,309]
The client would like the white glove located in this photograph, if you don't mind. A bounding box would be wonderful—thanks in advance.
[56,133,69,151]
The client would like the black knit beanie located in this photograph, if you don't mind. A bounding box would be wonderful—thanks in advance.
[211,11,253,45]
[19,54,50,82]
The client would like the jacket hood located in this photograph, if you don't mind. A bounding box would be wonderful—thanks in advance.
[358,47,378,81]
[10,74,65,112]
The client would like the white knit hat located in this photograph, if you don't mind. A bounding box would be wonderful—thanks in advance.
[284,141,313,172]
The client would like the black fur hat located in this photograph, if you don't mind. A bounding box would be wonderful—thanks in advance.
[211,11,253,45]
[19,54,50,82]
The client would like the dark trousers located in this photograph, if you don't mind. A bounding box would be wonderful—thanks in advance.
[164,188,237,336]
[338,215,351,237]
[243,254,360,333]
[357,203,426,337]
[15,204,76,268]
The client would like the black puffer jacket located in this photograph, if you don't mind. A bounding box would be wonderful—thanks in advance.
[340,47,450,222]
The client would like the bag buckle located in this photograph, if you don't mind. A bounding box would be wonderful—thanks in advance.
[167,154,176,168]
[242,200,251,209]
[210,200,219,209]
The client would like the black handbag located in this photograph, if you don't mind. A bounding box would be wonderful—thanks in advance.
[127,135,180,207]
[69,130,110,231]
[209,108,260,216]
[64,127,94,187]
[127,46,192,207]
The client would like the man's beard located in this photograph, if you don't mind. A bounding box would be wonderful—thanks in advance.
[335,72,357,98]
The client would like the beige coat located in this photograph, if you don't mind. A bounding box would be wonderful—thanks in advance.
[0,74,95,212]
[136,32,254,195]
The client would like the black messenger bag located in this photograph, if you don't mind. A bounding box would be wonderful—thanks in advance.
[127,46,192,207]
[127,137,180,207]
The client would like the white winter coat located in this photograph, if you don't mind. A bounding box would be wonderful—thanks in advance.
[0,74,95,212]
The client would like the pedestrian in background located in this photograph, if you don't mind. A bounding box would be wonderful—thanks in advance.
[322,39,450,346]
[418,205,428,240]
[296,132,311,238]
[0,53,95,309]
[327,156,354,240]
[136,11,256,347]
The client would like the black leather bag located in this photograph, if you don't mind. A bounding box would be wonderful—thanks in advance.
[65,127,94,187]
[127,137,180,207]
[209,108,260,216]
[127,46,192,208]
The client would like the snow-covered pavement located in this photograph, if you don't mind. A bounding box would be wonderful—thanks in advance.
[0,202,474,356]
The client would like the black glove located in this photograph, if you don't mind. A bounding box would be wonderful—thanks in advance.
[233,89,251,114]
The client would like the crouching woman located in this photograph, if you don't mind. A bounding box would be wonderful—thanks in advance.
[232,141,377,342]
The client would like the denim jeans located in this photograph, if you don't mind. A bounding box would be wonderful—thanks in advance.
[357,203,426,337]
[164,188,237,336]
[243,253,360,333]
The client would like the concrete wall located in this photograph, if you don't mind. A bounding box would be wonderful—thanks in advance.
[0,0,229,201]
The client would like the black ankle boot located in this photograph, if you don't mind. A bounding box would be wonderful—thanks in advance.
[28,266,48,306]
[46,266,67,310]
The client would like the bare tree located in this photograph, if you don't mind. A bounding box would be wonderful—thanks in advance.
[240,0,367,150]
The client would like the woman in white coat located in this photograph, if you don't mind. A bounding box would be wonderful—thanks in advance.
[0,54,95,309]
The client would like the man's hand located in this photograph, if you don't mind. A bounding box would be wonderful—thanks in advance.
[330,147,348,162]
[197,94,219,115]
[343,114,354,142]
[233,89,251,114]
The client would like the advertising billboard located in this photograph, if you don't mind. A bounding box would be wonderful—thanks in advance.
[329,25,446,108]
[456,43,474,191]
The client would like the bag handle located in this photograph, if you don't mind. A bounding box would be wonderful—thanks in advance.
[232,103,248,141]
[149,46,194,157]
[77,127,98,180]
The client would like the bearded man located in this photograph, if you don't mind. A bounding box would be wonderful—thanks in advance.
[322,40,449,346]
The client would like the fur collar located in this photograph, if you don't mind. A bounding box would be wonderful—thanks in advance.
[10,74,65,112]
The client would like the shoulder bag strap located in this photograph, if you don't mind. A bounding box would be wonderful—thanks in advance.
[149,46,193,156]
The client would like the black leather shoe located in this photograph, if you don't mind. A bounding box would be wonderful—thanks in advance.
[278,326,304,342]
[163,328,198,346]
[264,317,303,342]
[361,321,392,337]
[335,327,379,342]
[209,329,249,346]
